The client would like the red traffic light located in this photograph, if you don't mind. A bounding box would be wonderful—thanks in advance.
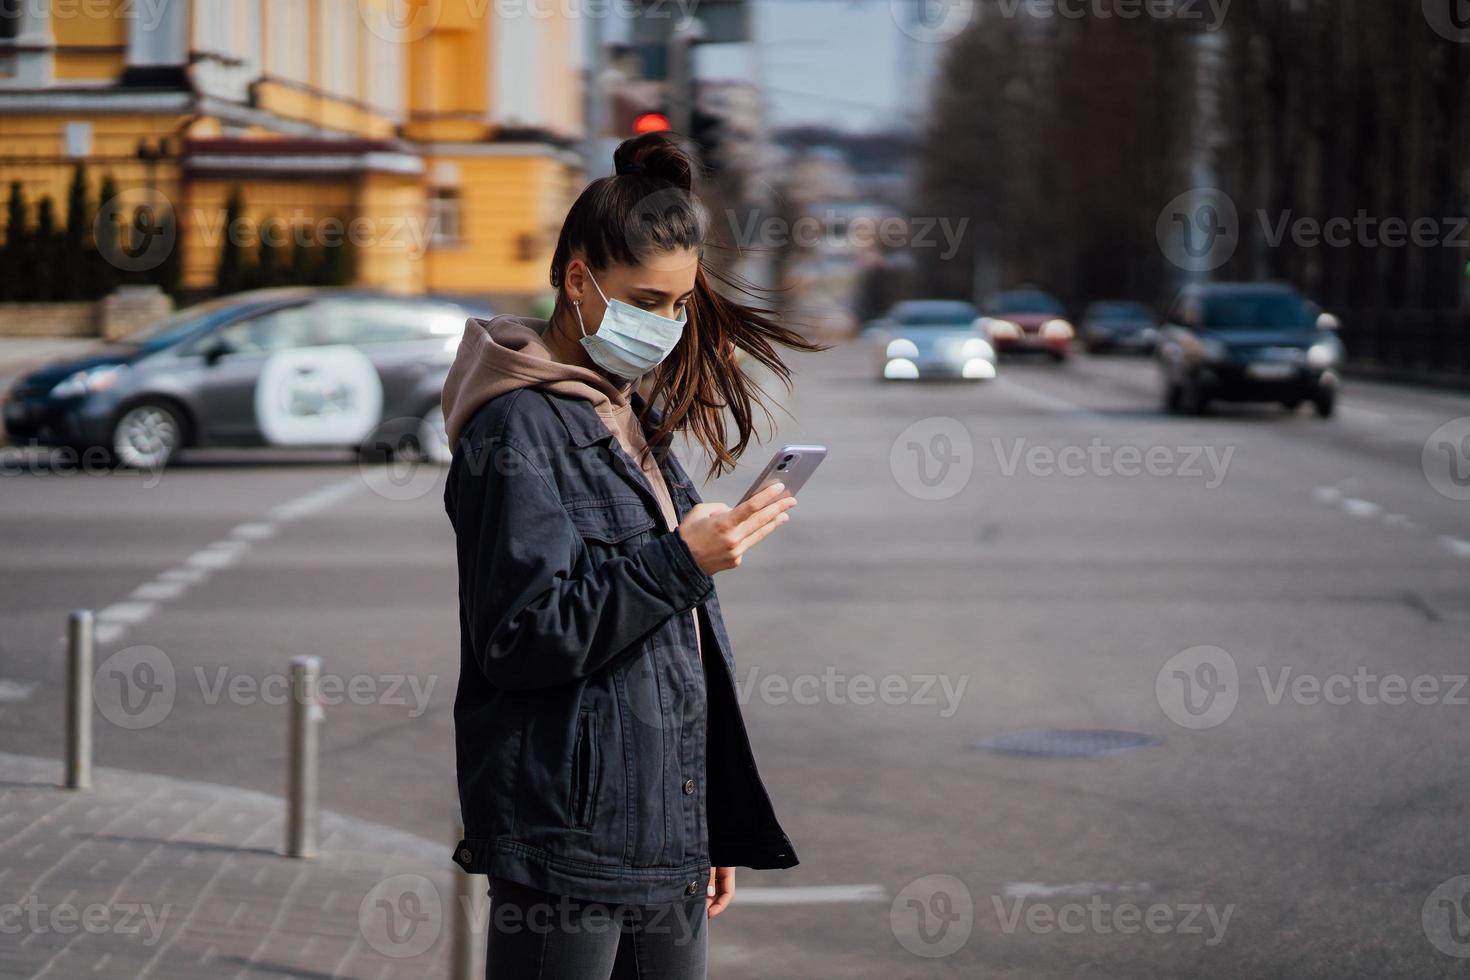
[633,112,671,134]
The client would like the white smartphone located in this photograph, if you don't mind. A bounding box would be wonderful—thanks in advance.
[738,445,828,505]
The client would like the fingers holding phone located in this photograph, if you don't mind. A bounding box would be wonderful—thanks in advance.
[678,483,796,575]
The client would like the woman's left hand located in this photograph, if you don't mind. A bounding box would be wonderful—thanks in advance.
[706,866,735,918]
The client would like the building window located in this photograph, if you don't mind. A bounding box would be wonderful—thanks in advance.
[429,187,462,248]
[0,0,20,42]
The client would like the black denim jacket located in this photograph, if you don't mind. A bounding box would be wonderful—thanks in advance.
[445,386,799,904]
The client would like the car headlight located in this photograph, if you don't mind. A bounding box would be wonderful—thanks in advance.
[1198,338,1229,363]
[51,365,125,399]
[884,358,919,380]
[1041,319,1074,339]
[886,338,920,359]
[1307,341,1340,369]
[985,318,1020,340]
[961,337,995,360]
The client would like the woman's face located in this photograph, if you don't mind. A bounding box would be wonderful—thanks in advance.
[568,248,699,327]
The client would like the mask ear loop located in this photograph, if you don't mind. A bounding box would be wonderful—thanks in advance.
[573,298,588,338]
[574,265,609,338]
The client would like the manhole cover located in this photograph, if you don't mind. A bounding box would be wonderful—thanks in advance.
[972,729,1160,758]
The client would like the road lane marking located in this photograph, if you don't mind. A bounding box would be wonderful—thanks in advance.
[1341,498,1381,518]
[131,581,186,602]
[65,475,367,651]
[1440,536,1470,559]
[732,884,888,904]
[98,602,154,625]
[0,680,37,704]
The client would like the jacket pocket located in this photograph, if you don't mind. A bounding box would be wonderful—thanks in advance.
[569,708,598,829]
[566,497,657,545]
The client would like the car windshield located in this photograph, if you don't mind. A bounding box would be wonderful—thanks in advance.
[119,295,258,351]
[988,291,1065,315]
[1201,292,1316,332]
[1089,301,1154,320]
[893,302,978,328]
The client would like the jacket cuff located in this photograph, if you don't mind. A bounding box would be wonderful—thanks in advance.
[649,528,715,610]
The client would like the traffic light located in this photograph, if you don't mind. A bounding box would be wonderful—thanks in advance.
[633,112,671,134]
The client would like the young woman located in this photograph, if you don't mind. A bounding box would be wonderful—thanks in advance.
[442,132,824,979]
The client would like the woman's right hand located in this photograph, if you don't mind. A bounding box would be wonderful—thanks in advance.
[677,483,796,575]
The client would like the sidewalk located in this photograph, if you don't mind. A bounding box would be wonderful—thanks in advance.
[0,752,470,979]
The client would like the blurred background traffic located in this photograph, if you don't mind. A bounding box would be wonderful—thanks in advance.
[1,2,1469,978]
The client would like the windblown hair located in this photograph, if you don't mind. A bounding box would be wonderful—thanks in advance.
[549,131,827,477]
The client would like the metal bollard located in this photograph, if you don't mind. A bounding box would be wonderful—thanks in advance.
[285,656,322,859]
[451,816,487,980]
[64,610,94,791]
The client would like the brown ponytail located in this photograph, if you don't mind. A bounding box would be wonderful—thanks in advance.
[549,132,827,478]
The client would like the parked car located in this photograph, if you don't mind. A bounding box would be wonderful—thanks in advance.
[1080,300,1160,354]
[2,287,492,468]
[1155,282,1343,417]
[980,288,1073,361]
[864,300,997,381]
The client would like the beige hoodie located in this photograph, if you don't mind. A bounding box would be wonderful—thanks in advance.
[441,313,681,539]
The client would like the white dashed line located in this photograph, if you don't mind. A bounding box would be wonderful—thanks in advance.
[97,602,155,625]
[70,476,366,651]
[0,680,37,704]
[131,581,187,602]
[1439,536,1470,559]
[1341,498,1381,518]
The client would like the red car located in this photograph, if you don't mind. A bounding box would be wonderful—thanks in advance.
[980,288,1074,362]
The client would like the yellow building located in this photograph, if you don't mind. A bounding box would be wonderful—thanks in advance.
[0,0,585,310]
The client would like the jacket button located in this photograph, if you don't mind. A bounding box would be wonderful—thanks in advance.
[687,880,699,895]
[683,778,695,795]
[458,848,472,863]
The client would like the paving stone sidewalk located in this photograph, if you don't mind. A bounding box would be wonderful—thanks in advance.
[0,752,475,980]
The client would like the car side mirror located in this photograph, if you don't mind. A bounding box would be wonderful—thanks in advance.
[1316,312,1340,331]
[200,338,236,366]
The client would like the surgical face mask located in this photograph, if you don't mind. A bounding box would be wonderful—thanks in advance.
[574,268,687,380]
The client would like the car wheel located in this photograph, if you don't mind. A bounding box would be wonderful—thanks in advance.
[1313,390,1336,418]
[112,402,184,469]
[1179,380,1208,416]
[416,404,453,464]
[1163,380,1183,414]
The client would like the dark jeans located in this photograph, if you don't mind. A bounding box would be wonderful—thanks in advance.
[485,876,708,980]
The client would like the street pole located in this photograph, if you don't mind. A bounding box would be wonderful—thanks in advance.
[64,610,94,791]
[667,17,705,140]
[286,656,321,858]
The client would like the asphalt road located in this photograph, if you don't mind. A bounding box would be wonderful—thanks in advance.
[2,342,1469,979]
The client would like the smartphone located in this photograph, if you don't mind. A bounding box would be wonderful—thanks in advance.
[738,445,828,505]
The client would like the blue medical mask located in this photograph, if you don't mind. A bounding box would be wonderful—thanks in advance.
[574,268,687,380]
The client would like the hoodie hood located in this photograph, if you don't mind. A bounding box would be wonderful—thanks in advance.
[441,314,631,448]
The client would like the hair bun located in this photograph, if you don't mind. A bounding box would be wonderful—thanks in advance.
[613,132,694,191]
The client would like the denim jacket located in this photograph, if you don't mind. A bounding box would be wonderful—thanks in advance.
[445,386,799,904]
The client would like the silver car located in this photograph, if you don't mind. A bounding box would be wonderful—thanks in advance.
[864,300,998,381]
[2,287,490,468]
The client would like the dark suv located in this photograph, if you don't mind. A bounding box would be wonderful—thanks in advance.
[1156,282,1344,417]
